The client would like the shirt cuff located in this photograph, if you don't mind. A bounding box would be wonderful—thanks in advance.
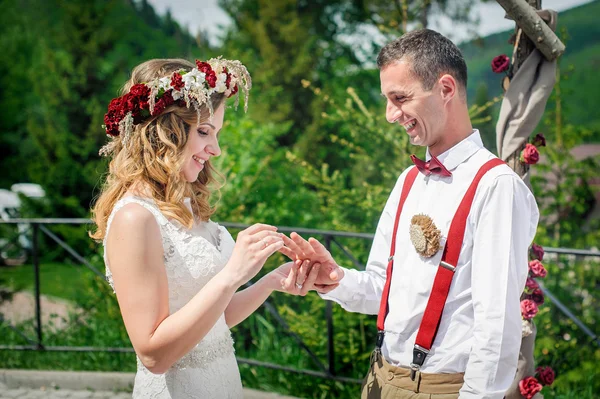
[318,267,362,305]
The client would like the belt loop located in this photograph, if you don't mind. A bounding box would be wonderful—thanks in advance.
[411,369,422,393]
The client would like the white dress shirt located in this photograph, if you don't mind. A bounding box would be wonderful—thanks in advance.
[321,131,539,398]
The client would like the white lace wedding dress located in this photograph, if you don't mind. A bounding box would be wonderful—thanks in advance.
[103,196,244,398]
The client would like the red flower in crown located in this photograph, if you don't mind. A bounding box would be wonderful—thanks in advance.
[536,366,555,386]
[152,91,175,116]
[530,243,545,261]
[529,288,545,305]
[529,260,547,278]
[196,60,217,88]
[521,143,540,164]
[171,72,184,91]
[491,54,510,73]
[519,376,543,399]
[521,299,539,319]
[104,96,128,136]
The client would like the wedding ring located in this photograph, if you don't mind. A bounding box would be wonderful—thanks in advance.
[296,283,303,289]
[262,239,268,249]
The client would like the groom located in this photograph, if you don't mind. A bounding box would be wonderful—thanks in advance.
[281,29,539,399]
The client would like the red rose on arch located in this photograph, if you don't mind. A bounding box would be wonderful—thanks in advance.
[536,366,555,386]
[525,277,540,292]
[529,260,547,278]
[521,143,540,164]
[491,54,510,73]
[530,243,545,261]
[519,376,543,399]
[529,288,545,305]
[521,298,539,320]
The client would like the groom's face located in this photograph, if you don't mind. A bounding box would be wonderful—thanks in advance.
[380,60,445,148]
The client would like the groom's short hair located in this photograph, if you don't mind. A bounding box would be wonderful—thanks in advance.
[377,29,468,94]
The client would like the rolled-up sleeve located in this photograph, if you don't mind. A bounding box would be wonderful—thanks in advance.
[319,173,407,314]
[459,174,539,398]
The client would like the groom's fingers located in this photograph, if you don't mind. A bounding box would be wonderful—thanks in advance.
[277,245,296,260]
[300,263,320,296]
[315,283,339,294]
[290,232,316,258]
[282,234,305,259]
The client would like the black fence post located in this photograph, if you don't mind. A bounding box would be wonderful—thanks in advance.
[32,223,43,349]
[324,234,335,376]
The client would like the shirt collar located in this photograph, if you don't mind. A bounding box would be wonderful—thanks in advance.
[425,130,484,171]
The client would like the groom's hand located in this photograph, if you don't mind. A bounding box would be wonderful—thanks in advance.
[278,232,344,293]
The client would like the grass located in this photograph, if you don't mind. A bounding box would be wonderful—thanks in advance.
[0,262,97,300]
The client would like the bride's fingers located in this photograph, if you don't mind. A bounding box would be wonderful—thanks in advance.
[257,237,285,258]
[295,260,311,285]
[300,263,320,296]
[282,261,300,293]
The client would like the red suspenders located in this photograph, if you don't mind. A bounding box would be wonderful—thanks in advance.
[375,158,505,379]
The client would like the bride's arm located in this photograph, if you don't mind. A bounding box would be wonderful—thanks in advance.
[107,204,280,374]
[224,260,319,328]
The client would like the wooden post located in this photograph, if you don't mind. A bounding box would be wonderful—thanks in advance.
[497,0,565,62]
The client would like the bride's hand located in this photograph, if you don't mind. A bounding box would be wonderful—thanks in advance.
[222,223,284,288]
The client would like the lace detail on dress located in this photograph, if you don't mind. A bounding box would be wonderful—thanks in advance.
[102,196,242,398]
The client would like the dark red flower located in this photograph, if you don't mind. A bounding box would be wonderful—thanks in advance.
[171,72,184,91]
[519,376,543,399]
[491,54,510,73]
[529,288,545,305]
[536,366,555,386]
[525,277,539,291]
[530,243,545,261]
[521,143,540,164]
[228,84,238,97]
[532,133,547,147]
[195,60,213,75]
[151,90,175,116]
[104,96,128,136]
[529,260,547,278]
[205,71,217,88]
[521,299,539,320]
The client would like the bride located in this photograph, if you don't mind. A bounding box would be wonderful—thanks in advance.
[90,58,319,398]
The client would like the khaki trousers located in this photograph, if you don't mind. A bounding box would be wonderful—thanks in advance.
[361,351,464,399]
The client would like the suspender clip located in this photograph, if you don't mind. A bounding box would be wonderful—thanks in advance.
[375,330,385,349]
[409,344,429,381]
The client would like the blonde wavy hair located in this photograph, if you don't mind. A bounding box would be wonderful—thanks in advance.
[90,59,225,242]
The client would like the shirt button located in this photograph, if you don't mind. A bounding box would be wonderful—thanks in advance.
[387,371,394,381]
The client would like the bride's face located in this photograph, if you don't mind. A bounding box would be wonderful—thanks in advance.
[181,104,225,183]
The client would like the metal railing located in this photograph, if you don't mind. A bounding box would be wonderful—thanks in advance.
[0,218,599,384]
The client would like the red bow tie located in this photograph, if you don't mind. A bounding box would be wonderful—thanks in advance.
[410,154,452,177]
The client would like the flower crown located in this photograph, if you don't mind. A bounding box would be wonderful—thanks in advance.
[100,57,251,156]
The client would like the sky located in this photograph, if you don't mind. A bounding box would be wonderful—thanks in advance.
[147,0,594,46]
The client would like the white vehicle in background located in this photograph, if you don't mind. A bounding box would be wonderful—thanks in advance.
[0,183,45,265]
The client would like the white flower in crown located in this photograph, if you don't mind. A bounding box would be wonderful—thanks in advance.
[182,69,206,90]
[215,72,228,93]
